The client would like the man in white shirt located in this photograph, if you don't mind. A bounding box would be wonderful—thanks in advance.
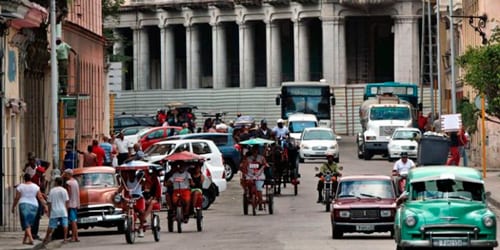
[43,177,69,244]
[392,152,415,193]
[272,119,289,140]
[115,132,130,165]
[63,169,80,242]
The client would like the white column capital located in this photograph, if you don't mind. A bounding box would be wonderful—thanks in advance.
[320,16,345,24]
[393,15,420,24]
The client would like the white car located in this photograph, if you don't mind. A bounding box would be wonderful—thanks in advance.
[123,126,151,145]
[299,127,341,163]
[143,139,227,193]
[387,127,421,161]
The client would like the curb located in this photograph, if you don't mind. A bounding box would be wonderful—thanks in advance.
[487,195,500,211]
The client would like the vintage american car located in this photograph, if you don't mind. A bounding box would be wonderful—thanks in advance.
[73,167,125,231]
[330,175,398,238]
[394,166,498,250]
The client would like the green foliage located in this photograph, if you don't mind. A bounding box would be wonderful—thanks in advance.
[101,0,131,65]
[457,98,478,134]
[102,0,125,19]
[457,27,500,120]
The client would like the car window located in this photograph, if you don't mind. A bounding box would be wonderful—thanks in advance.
[410,180,483,201]
[192,142,212,154]
[120,118,139,127]
[209,135,227,146]
[302,130,335,140]
[76,173,116,187]
[174,143,190,153]
[147,129,165,139]
[144,143,175,156]
[337,180,395,199]
[392,130,420,140]
[139,116,157,126]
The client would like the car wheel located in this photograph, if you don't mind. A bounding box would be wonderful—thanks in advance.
[224,161,235,181]
[202,193,212,210]
[331,224,343,239]
[299,156,304,163]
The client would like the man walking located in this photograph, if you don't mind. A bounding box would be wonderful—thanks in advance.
[115,132,130,165]
[100,136,113,166]
[43,177,69,244]
[63,169,80,242]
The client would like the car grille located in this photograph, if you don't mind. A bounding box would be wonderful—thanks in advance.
[401,146,416,150]
[312,146,327,150]
[78,204,117,217]
[380,126,400,136]
[351,209,379,219]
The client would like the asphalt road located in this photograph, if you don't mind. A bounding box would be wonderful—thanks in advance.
[56,136,500,250]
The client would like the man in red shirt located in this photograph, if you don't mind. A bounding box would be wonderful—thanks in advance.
[92,140,106,166]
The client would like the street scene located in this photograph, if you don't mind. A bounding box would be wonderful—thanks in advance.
[2,0,500,250]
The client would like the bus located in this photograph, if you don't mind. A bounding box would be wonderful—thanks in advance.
[275,81,336,128]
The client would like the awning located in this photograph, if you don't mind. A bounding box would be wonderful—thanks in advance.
[8,1,48,29]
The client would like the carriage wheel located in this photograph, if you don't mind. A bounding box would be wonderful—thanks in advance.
[268,194,274,214]
[196,209,203,232]
[243,194,249,215]
[167,210,174,232]
[152,214,160,242]
[124,217,135,244]
[176,207,183,233]
[294,183,298,196]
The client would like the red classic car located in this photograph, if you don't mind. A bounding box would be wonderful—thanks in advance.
[330,175,397,239]
[139,126,182,151]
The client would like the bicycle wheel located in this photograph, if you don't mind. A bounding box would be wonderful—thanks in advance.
[196,209,203,232]
[152,214,160,242]
[124,216,135,244]
[176,207,183,233]
[167,210,174,232]
[268,194,274,214]
[243,193,249,215]
[252,194,257,216]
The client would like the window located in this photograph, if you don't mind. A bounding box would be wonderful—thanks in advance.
[411,180,484,201]
[302,130,335,140]
[337,180,395,199]
[144,143,175,156]
[192,142,211,154]
[174,143,190,153]
[76,173,116,187]
[147,129,165,139]
[120,118,139,127]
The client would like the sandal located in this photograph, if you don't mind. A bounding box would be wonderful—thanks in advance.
[69,239,80,242]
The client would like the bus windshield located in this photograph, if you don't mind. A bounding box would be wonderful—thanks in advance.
[369,107,411,120]
[281,86,331,120]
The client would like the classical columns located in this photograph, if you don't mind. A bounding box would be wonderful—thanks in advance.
[212,23,228,89]
[393,15,420,84]
[160,25,175,90]
[322,18,334,84]
[331,17,346,86]
[294,19,309,81]
[266,21,281,87]
[239,22,254,88]
[139,28,150,90]
[186,25,201,89]
[132,26,140,90]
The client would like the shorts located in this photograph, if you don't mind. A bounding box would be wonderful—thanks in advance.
[49,217,68,229]
[133,196,145,212]
[172,189,191,206]
[255,180,264,192]
[19,203,38,230]
[68,208,78,222]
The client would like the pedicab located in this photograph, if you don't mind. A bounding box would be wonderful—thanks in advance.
[115,161,163,244]
[239,138,275,216]
[164,151,204,233]
[271,136,300,196]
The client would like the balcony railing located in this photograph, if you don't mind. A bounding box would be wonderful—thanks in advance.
[339,0,395,8]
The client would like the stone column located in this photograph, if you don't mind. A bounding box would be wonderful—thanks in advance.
[139,27,150,90]
[239,22,254,88]
[160,25,176,90]
[132,26,140,90]
[191,25,201,89]
[294,20,309,81]
[213,23,228,89]
[331,17,346,86]
[393,15,420,84]
[266,21,281,87]
[186,25,192,89]
[322,18,334,84]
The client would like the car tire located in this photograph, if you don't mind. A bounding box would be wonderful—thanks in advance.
[331,224,343,239]
[117,220,126,233]
[299,156,304,163]
[224,160,235,181]
[202,193,212,210]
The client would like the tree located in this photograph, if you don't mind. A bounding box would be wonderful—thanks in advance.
[457,27,500,121]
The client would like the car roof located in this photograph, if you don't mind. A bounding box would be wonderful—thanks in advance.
[303,127,333,132]
[170,132,229,139]
[408,166,483,183]
[73,166,116,175]
[339,175,392,182]
[154,138,216,145]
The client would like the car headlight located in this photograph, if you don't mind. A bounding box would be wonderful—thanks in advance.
[405,215,417,227]
[114,193,122,203]
[329,145,336,149]
[366,136,376,141]
[339,210,350,218]
[389,144,400,150]
[483,216,495,227]
[380,210,392,217]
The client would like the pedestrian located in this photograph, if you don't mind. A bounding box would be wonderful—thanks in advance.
[458,126,469,167]
[30,165,48,240]
[55,37,76,95]
[179,122,191,135]
[11,173,48,245]
[114,132,130,165]
[79,145,98,167]
[417,111,428,133]
[63,169,80,242]
[100,136,113,166]
[23,154,37,178]
[43,177,70,244]
[63,143,78,170]
[446,131,460,166]
[92,139,106,166]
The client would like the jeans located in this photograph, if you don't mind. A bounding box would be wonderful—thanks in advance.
[31,200,44,236]
[459,146,468,167]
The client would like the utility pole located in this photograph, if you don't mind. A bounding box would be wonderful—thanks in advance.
[427,0,434,118]
[50,0,59,171]
[449,0,457,113]
[436,0,443,117]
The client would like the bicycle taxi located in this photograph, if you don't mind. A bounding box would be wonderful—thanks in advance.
[163,151,204,233]
[239,138,275,216]
[115,161,162,244]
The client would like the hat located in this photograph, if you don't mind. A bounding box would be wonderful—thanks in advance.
[400,152,409,157]
[261,119,267,125]
[36,166,46,173]
[277,119,284,123]
[64,169,73,175]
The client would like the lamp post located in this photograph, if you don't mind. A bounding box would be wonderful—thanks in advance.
[449,0,456,114]
[50,0,59,171]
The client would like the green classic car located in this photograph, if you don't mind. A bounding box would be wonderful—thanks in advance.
[394,166,498,250]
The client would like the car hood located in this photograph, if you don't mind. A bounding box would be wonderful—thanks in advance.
[290,132,301,140]
[334,198,396,208]
[388,139,418,146]
[405,200,489,224]
[79,187,118,207]
[301,140,337,147]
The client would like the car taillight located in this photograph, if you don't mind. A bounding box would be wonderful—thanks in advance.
[206,168,212,178]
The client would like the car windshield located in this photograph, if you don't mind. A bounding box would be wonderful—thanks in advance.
[75,173,116,187]
[410,179,484,201]
[392,130,420,140]
[370,106,411,120]
[289,121,317,133]
[144,143,175,156]
[337,180,395,199]
[302,130,334,140]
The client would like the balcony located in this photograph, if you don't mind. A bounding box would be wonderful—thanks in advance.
[339,0,395,8]
[263,0,290,6]
[234,0,262,7]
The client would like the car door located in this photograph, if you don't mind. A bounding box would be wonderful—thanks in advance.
[191,141,221,166]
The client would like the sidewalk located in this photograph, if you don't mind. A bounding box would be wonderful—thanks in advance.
[483,170,500,210]
[0,217,63,250]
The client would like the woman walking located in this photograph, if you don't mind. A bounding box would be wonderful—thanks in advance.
[11,173,48,245]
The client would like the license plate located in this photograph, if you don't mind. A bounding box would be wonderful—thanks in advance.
[79,217,99,224]
[432,239,469,247]
[356,225,374,231]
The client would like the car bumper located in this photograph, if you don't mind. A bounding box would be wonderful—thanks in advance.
[77,214,125,227]
[388,149,418,159]
[300,149,339,159]
[213,179,227,193]
[332,221,393,233]
[365,142,388,153]
[399,239,498,248]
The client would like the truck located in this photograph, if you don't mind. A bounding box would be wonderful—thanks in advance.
[356,82,418,160]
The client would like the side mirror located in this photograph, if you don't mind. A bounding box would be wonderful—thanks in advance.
[275,95,281,105]
[331,97,336,106]
[336,136,342,141]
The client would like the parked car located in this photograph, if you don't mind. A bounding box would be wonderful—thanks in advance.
[121,126,151,137]
[387,127,421,162]
[113,114,157,134]
[138,126,182,151]
[394,166,498,249]
[72,167,125,231]
[330,175,397,238]
[299,127,341,163]
[166,133,241,181]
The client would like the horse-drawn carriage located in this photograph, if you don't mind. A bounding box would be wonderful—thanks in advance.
[263,138,300,196]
